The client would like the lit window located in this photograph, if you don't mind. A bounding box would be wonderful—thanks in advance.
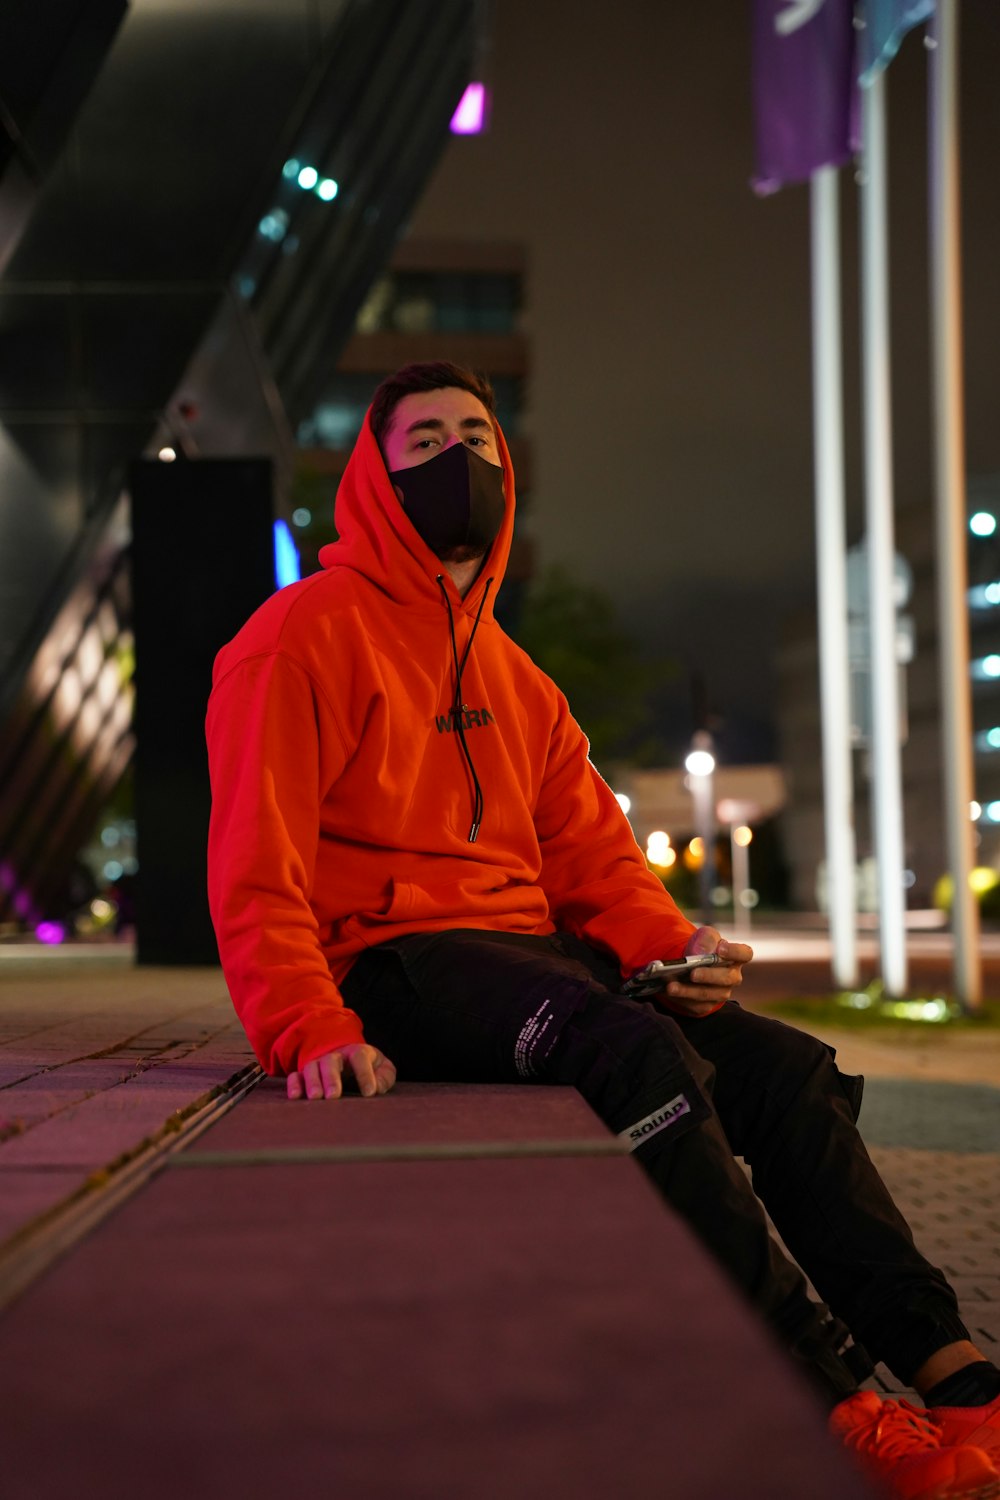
[970,581,1000,609]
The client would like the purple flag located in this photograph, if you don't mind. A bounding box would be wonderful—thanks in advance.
[751,0,859,195]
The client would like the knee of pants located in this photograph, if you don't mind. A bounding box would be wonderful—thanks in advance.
[547,992,716,1147]
[763,1025,862,1123]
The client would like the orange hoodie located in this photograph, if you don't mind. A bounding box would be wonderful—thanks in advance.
[206,410,695,1075]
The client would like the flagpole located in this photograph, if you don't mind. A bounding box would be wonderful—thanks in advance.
[928,0,982,1011]
[859,72,908,997]
[810,166,858,989]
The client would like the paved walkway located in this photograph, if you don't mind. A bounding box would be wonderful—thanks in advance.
[0,947,253,1245]
[757,1018,1000,1398]
[1,931,997,1405]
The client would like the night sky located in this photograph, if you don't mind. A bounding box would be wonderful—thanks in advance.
[405,0,1000,762]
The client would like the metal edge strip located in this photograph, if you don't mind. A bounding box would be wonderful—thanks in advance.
[171,1137,627,1167]
[0,1062,263,1317]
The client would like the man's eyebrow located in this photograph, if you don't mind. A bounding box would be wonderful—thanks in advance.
[403,415,492,435]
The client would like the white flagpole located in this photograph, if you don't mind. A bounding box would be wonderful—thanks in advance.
[810,166,858,989]
[928,0,982,1011]
[859,73,908,996]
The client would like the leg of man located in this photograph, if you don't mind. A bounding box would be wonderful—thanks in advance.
[666,1000,971,1391]
[342,931,1000,1493]
[342,930,865,1405]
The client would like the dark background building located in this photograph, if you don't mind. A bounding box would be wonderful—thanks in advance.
[3,1,999,943]
[0,0,479,950]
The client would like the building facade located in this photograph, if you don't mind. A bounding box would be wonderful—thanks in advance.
[776,476,1000,911]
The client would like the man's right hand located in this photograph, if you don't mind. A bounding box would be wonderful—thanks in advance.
[286,1043,397,1101]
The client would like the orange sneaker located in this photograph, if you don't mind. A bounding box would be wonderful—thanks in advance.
[928,1395,1000,1467]
[830,1390,1000,1499]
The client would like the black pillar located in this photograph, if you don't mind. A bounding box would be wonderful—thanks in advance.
[130,457,275,964]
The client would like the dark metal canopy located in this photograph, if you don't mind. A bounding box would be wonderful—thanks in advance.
[0,0,477,927]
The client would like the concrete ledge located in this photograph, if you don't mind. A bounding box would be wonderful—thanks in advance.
[0,1079,877,1500]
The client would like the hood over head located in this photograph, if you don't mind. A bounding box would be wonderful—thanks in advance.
[319,406,516,617]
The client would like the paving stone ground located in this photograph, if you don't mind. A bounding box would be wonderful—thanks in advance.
[741,1011,1000,1400]
[0,949,253,1242]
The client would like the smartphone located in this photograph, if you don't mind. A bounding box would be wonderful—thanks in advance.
[624,955,721,995]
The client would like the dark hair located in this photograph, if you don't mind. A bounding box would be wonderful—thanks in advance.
[369,361,497,449]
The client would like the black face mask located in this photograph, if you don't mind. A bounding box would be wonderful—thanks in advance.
[389,441,505,560]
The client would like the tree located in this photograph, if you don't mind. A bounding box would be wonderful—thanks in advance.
[511,565,676,764]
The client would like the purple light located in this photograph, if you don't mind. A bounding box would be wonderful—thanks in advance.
[36,920,67,946]
[450,82,487,136]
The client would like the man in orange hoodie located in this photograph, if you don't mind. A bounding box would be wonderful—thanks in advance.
[207,362,1000,1497]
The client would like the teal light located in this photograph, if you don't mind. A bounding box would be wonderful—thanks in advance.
[297,165,319,190]
[316,177,339,201]
[273,520,301,590]
[257,208,289,243]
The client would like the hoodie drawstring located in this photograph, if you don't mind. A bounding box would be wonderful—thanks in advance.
[437,574,493,842]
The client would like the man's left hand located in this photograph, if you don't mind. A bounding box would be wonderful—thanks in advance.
[657,926,753,1018]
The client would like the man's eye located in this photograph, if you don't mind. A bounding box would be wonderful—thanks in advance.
[467,436,488,447]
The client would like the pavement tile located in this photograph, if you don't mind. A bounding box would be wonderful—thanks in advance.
[0,1168,90,1241]
[862,1146,1000,1397]
[0,963,251,1239]
[0,1060,252,1168]
[0,1059,147,1129]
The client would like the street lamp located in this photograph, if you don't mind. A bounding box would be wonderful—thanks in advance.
[684,732,716,922]
[646,830,675,870]
[717,797,763,935]
[731,823,754,935]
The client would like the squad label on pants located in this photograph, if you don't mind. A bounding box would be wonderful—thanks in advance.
[618,1093,691,1150]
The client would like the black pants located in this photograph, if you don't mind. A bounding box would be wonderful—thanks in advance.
[342,929,969,1402]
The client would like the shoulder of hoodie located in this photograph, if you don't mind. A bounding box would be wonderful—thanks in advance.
[212,566,367,680]
[214,570,569,719]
